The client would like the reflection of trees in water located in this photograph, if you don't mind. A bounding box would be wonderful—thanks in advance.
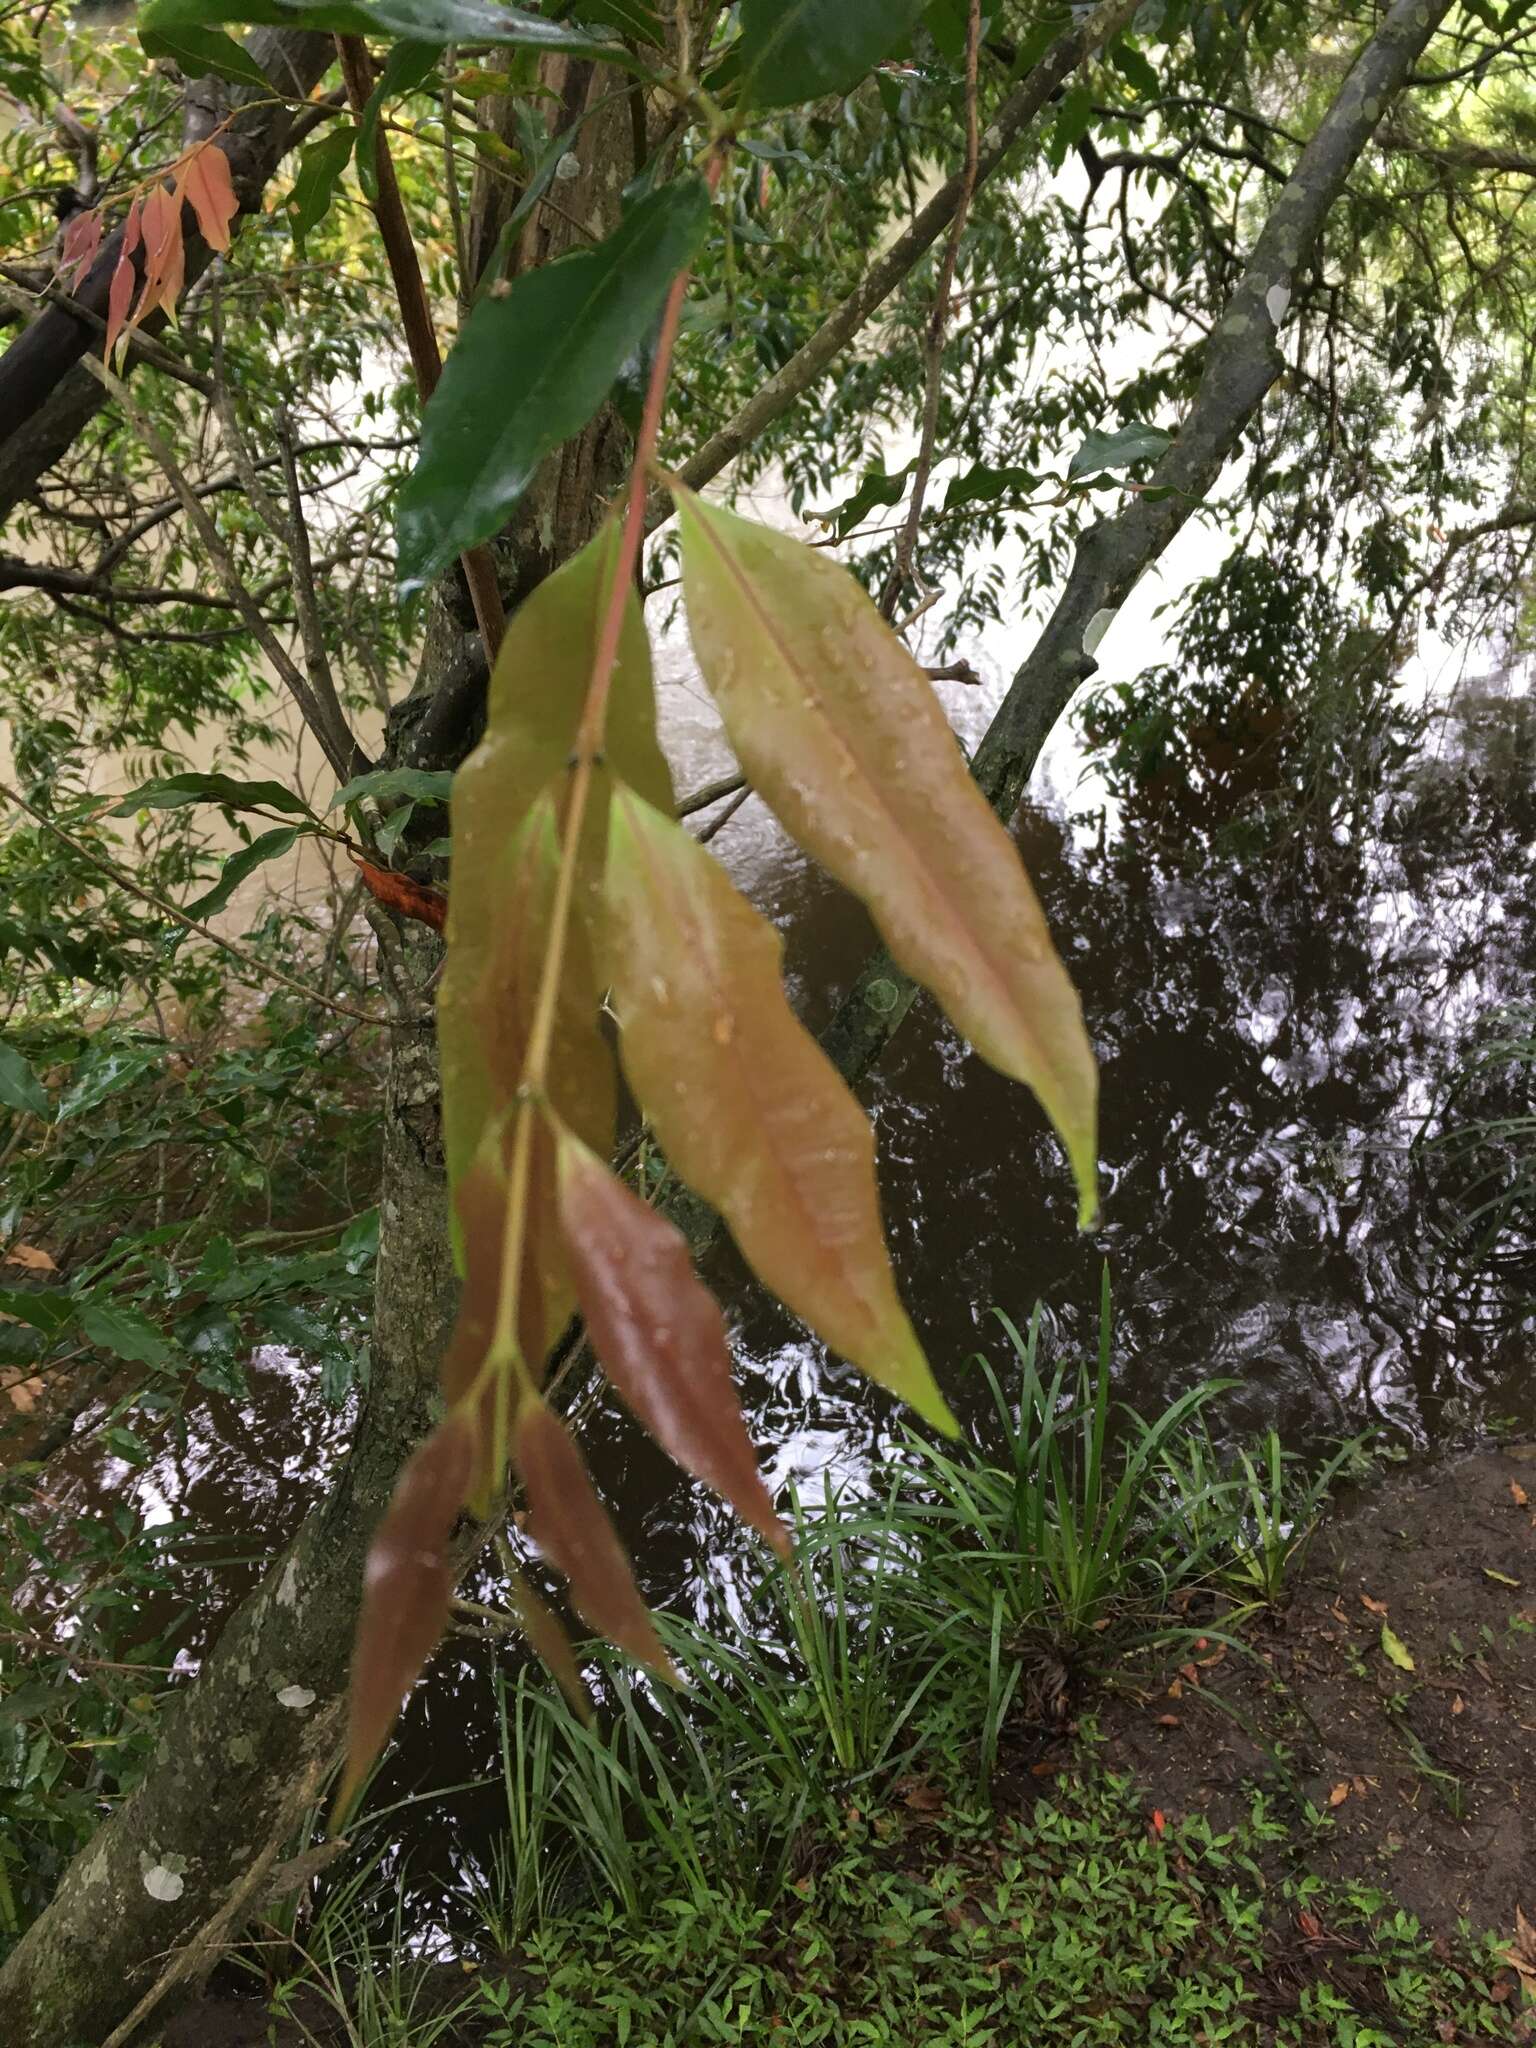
[725,683,1536,1479]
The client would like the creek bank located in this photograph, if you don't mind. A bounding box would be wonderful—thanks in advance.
[1095,1445,1536,1944]
[156,1446,1536,2047]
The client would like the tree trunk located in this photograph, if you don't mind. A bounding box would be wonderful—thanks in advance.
[0,54,644,2045]
[0,959,450,2046]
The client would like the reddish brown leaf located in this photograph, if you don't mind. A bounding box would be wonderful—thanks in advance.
[104,200,142,362]
[1512,1479,1530,1509]
[1327,1781,1350,1808]
[337,1413,474,1821]
[674,484,1098,1226]
[553,1118,789,1558]
[505,1558,593,1722]
[179,140,238,252]
[58,206,102,285]
[514,1397,675,1680]
[352,855,448,932]
[133,182,185,331]
[601,784,954,1436]
[1360,1593,1388,1616]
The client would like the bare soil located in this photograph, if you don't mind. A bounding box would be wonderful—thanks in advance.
[1094,1445,1536,1943]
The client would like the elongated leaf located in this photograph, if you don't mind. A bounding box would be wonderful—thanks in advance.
[141,0,638,65]
[514,1397,674,1678]
[674,488,1098,1226]
[184,826,300,921]
[329,765,453,813]
[0,1042,48,1120]
[506,1559,593,1720]
[287,126,356,258]
[602,786,955,1435]
[1068,421,1172,478]
[819,461,915,539]
[0,1288,73,1335]
[439,519,672,1196]
[140,23,272,89]
[396,178,711,597]
[180,140,239,252]
[554,1118,789,1555]
[107,770,317,819]
[337,1413,473,1820]
[724,0,929,109]
[943,463,1046,513]
[78,1301,170,1367]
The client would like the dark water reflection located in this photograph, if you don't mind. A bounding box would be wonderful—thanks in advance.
[41,677,1536,1928]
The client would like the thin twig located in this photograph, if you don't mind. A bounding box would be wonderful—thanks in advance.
[334,33,506,663]
[0,782,409,1028]
[72,343,362,783]
[883,0,982,619]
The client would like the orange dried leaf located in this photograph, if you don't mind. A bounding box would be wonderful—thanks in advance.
[602,783,954,1437]
[134,183,185,331]
[674,485,1098,1226]
[514,1397,675,1680]
[104,200,142,363]
[179,140,238,252]
[1360,1593,1388,1616]
[352,855,447,932]
[1327,1781,1350,1808]
[58,206,103,285]
[553,1117,789,1558]
[337,1413,474,1822]
[1511,1480,1530,1509]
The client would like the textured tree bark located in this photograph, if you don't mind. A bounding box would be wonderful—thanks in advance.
[0,960,451,2047]
[0,27,334,518]
[0,54,642,2048]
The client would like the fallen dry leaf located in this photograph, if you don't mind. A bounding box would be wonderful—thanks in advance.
[1298,1911,1325,1940]
[2,1243,55,1272]
[1505,1906,1536,1992]
[1156,1713,1181,1729]
[897,1777,946,1815]
[1328,1781,1350,1808]
[1484,1568,1521,1589]
[1179,1661,1201,1686]
[1361,1593,1388,1617]
[1149,1809,1166,1835]
[1197,1643,1228,1670]
[1512,1480,1531,1509]
[1452,1694,1465,1715]
[1167,1677,1184,1699]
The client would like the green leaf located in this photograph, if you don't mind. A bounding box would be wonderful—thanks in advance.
[340,1208,381,1273]
[355,41,438,205]
[943,463,1046,513]
[139,21,273,89]
[1045,81,1093,170]
[78,1301,171,1368]
[0,1041,48,1120]
[0,1289,73,1336]
[818,461,915,539]
[674,486,1099,1226]
[288,125,357,257]
[55,1042,164,1119]
[140,0,640,66]
[183,827,300,922]
[724,0,930,110]
[1068,421,1173,479]
[1109,39,1160,98]
[602,785,957,1436]
[396,178,711,597]
[1380,1622,1415,1672]
[328,766,454,812]
[107,771,317,820]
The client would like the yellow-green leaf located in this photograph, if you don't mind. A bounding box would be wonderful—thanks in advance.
[1380,1622,1415,1672]
[600,783,955,1436]
[674,486,1098,1226]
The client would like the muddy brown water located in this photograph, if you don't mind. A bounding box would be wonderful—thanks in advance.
[33,672,1536,1938]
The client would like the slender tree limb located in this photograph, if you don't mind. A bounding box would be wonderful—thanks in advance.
[334,33,506,664]
[884,0,981,617]
[659,0,1142,519]
[812,0,1456,1091]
